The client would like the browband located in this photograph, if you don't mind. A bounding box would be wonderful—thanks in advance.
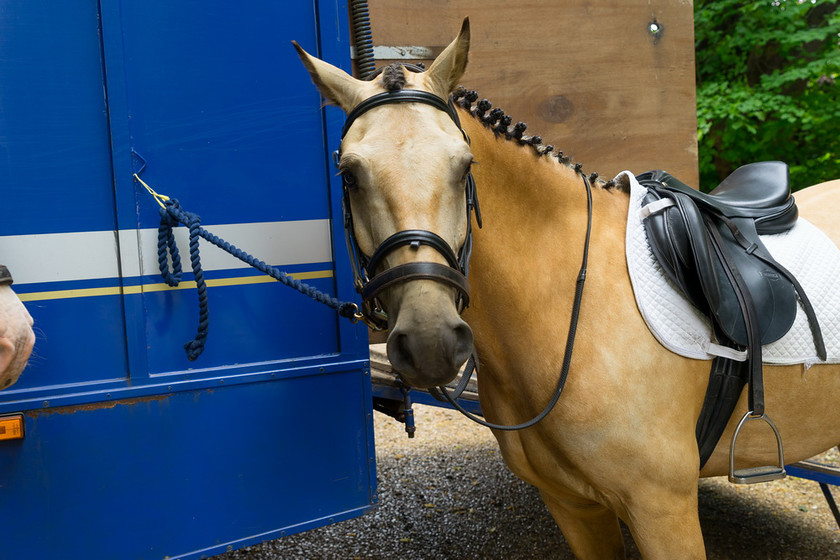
[342,90,465,139]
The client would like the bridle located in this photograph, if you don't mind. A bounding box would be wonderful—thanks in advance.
[337,71,594,432]
[338,85,481,331]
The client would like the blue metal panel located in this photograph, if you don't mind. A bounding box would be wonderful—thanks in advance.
[0,0,367,396]
[0,1,117,236]
[0,1,375,558]
[110,0,331,229]
[0,368,375,560]
[96,0,363,378]
[139,272,342,374]
[0,0,130,387]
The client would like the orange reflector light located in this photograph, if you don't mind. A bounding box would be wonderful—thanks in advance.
[0,414,24,441]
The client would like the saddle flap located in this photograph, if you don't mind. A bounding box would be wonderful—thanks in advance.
[642,190,798,347]
[642,190,707,311]
[705,216,797,345]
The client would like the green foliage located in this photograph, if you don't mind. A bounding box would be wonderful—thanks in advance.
[695,0,840,191]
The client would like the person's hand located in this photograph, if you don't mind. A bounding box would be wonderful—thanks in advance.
[0,285,35,390]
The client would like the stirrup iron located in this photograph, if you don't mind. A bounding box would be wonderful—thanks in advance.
[729,411,786,484]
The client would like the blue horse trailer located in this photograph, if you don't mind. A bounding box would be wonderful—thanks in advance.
[0,1,376,558]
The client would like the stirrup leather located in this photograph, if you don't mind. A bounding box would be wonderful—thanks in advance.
[728,411,786,484]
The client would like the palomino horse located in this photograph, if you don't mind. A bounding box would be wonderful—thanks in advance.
[0,267,35,390]
[295,20,840,559]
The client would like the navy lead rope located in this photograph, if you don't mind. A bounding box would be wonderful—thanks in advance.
[157,198,359,360]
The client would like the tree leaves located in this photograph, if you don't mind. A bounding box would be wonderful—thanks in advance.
[695,0,840,190]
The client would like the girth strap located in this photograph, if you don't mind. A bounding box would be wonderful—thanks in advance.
[695,354,748,468]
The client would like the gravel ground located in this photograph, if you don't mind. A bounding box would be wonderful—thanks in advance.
[215,405,840,560]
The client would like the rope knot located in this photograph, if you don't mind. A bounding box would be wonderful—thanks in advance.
[158,199,185,286]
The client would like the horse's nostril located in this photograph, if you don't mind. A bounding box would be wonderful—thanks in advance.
[452,322,474,366]
[388,331,416,373]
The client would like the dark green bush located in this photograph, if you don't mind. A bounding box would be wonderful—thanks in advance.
[695,0,840,191]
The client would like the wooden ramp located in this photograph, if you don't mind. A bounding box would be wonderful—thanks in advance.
[369,343,482,417]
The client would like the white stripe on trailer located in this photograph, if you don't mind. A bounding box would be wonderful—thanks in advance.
[0,219,333,285]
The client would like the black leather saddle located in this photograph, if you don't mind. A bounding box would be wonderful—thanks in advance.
[636,162,826,469]
[638,162,805,348]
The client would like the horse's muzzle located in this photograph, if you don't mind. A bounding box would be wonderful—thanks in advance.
[386,304,473,389]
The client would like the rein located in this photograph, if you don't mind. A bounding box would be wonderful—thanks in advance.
[436,171,594,431]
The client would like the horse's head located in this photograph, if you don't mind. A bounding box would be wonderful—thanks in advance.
[294,19,474,388]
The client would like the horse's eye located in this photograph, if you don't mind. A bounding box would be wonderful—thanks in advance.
[342,171,358,189]
[461,160,475,183]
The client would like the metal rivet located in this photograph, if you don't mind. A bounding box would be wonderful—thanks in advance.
[648,19,664,44]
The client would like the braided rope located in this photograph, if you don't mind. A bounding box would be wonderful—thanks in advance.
[157,210,183,286]
[157,198,358,361]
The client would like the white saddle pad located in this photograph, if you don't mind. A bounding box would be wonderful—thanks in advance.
[621,170,840,366]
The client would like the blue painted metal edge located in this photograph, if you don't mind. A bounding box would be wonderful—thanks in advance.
[316,0,369,364]
[315,0,378,515]
[786,462,840,487]
[171,505,373,560]
[0,357,370,414]
[372,383,484,416]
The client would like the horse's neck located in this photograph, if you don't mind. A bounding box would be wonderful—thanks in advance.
[460,112,632,373]
[462,114,630,283]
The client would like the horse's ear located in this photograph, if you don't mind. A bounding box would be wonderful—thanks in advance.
[293,41,365,112]
[424,18,470,99]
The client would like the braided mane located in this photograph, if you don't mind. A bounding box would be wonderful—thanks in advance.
[373,63,625,191]
[450,86,623,191]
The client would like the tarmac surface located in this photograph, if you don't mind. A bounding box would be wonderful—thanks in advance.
[215,404,840,559]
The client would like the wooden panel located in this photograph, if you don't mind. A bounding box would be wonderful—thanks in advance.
[365,0,699,186]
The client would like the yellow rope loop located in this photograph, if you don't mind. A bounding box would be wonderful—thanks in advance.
[133,173,170,209]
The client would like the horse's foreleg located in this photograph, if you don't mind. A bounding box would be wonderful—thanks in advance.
[539,489,626,560]
[621,483,706,560]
